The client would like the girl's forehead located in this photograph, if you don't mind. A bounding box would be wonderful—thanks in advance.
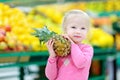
[66,14,89,22]
[66,14,89,19]
[65,15,90,27]
[65,15,90,25]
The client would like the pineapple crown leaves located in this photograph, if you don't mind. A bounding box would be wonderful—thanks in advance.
[31,26,57,44]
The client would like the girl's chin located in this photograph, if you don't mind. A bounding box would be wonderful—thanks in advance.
[73,41,82,44]
[75,42,82,44]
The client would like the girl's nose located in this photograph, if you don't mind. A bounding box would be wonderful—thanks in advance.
[76,29,81,34]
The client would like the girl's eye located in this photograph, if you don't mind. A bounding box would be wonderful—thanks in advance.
[81,27,86,30]
[71,26,76,29]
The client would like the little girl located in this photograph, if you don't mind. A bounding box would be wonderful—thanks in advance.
[45,10,94,80]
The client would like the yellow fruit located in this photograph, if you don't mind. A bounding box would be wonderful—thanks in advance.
[32,26,71,57]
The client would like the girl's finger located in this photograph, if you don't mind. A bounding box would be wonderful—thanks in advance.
[61,34,68,39]
[51,40,54,46]
[47,39,54,46]
[48,39,52,45]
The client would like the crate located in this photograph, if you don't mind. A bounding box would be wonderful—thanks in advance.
[115,33,120,51]
[0,52,30,63]
[0,56,18,63]
[19,56,30,62]
[0,56,30,63]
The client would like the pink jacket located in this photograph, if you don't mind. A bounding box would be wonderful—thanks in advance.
[45,43,94,80]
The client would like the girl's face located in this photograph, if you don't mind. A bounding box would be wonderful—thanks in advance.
[65,15,89,44]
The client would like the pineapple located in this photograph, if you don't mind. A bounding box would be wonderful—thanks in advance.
[32,26,71,57]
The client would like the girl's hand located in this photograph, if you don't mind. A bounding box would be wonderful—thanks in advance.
[62,34,75,44]
[46,39,56,58]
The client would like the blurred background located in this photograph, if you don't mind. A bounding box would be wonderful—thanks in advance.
[0,0,120,80]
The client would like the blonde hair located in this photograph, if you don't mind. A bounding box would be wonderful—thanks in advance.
[62,10,90,33]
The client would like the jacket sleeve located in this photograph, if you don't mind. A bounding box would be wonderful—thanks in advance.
[71,44,93,69]
[45,57,58,80]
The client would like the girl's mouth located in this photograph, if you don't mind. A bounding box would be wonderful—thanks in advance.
[74,35,81,38]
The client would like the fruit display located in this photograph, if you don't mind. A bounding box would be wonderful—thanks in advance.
[0,3,46,52]
[0,3,63,52]
[32,26,71,57]
[0,28,25,51]
[89,27,114,48]
[1,0,119,52]
[34,5,63,24]
[27,8,62,34]
[0,1,119,80]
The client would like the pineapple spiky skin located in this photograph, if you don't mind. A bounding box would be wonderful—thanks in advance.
[53,35,71,57]
[32,26,71,57]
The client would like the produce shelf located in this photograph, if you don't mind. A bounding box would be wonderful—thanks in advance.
[0,51,49,68]
[0,61,46,68]
[0,51,48,57]
[0,47,116,80]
